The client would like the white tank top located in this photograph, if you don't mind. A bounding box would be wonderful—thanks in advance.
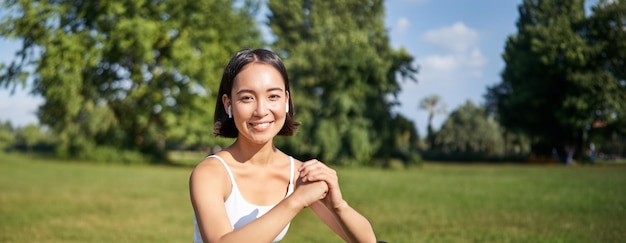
[193,155,295,242]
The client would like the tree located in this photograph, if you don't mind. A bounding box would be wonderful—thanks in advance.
[0,121,15,150]
[268,0,418,165]
[430,101,504,160]
[15,124,46,151]
[388,113,421,166]
[0,0,263,161]
[419,94,446,147]
[584,0,626,158]
[485,0,625,161]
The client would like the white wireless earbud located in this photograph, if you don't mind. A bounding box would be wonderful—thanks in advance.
[227,105,232,118]
[286,103,289,113]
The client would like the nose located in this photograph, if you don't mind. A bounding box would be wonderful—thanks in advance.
[254,99,269,117]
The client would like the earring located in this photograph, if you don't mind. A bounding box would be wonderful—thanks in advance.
[285,103,289,113]
[227,105,232,118]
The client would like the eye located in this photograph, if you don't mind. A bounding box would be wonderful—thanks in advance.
[269,94,281,100]
[240,96,254,102]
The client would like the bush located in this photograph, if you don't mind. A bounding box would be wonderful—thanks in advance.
[75,146,152,164]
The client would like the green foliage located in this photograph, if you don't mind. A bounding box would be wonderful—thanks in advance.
[74,146,153,165]
[428,101,505,161]
[268,0,419,165]
[0,0,263,161]
[485,0,626,158]
[0,121,15,150]
[584,0,626,157]
[587,0,626,79]
[0,123,57,152]
[15,124,47,150]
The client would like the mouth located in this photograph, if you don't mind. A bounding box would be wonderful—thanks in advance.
[249,121,273,129]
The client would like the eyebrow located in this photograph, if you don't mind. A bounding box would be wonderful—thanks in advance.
[235,87,284,95]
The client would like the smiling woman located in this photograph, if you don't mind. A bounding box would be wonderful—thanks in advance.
[223,62,289,145]
[210,49,299,140]
[189,48,377,243]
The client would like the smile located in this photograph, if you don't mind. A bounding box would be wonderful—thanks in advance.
[250,122,272,129]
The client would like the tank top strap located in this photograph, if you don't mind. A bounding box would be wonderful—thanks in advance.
[289,156,294,185]
[208,154,294,195]
[206,155,237,187]
[288,156,295,194]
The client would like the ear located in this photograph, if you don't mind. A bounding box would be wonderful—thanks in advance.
[222,94,231,117]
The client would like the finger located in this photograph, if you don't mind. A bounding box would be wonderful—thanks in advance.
[302,169,337,185]
[299,160,329,176]
[309,169,332,181]
[298,159,323,172]
[301,167,323,182]
[299,163,328,177]
[299,164,323,179]
[302,163,334,176]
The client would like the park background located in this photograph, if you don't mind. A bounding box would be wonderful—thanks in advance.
[1,0,625,242]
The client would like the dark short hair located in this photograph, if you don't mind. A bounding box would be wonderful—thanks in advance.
[213,48,300,138]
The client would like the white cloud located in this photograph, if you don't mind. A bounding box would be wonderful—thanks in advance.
[466,48,486,68]
[421,54,458,72]
[417,22,486,82]
[422,21,479,53]
[419,49,486,79]
[395,17,410,34]
[401,22,487,134]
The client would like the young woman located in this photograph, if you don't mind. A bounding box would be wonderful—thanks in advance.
[190,49,377,242]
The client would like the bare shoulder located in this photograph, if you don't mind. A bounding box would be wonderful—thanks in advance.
[291,156,304,166]
[190,154,235,240]
[285,153,305,168]
[191,155,229,179]
[189,154,231,199]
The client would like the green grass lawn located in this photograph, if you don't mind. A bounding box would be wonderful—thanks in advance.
[1,152,625,243]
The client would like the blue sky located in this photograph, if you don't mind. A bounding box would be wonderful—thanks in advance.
[0,0,598,136]
[385,0,520,136]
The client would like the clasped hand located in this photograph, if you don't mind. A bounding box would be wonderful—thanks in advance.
[293,159,345,210]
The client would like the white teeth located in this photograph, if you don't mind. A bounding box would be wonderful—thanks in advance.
[253,122,270,128]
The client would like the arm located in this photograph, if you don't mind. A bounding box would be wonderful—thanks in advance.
[190,158,328,243]
[300,160,377,243]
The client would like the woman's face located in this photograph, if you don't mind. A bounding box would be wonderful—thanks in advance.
[224,62,289,145]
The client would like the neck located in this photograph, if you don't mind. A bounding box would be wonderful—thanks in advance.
[229,139,278,166]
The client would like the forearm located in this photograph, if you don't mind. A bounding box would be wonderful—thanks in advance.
[298,159,375,242]
[212,197,304,242]
[331,201,377,243]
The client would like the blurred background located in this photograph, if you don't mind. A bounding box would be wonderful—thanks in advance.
[0,0,625,242]
[0,0,624,165]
